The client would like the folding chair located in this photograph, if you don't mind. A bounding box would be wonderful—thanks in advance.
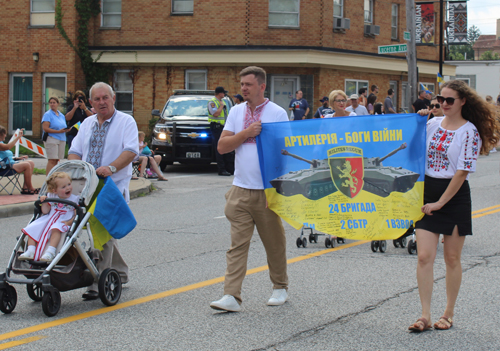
[132,161,141,177]
[0,158,23,195]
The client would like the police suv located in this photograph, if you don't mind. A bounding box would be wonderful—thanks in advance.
[151,90,234,170]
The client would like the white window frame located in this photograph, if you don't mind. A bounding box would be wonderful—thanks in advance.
[114,70,134,115]
[30,0,55,26]
[391,4,398,39]
[420,82,435,94]
[345,79,369,98]
[172,0,194,14]
[42,73,67,114]
[9,73,34,135]
[101,0,122,28]
[269,0,300,28]
[333,0,344,18]
[185,70,207,90]
[364,0,373,24]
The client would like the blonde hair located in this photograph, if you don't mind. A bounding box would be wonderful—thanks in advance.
[138,131,145,138]
[328,90,348,107]
[46,172,72,193]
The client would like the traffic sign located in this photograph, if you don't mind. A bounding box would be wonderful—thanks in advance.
[404,31,411,41]
[378,44,407,54]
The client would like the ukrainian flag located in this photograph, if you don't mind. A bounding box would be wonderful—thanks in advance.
[437,73,444,88]
[419,83,432,94]
[71,122,81,130]
[87,177,137,250]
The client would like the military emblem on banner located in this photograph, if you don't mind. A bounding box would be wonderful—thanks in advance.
[328,146,364,199]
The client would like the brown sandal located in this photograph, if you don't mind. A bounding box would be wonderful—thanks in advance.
[408,317,432,332]
[434,316,453,330]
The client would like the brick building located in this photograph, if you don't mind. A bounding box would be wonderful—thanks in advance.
[2,0,455,136]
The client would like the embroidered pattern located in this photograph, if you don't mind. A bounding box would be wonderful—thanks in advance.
[87,121,111,169]
[244,99,270,144]
[428,128,454,172]
[462,129,480,170]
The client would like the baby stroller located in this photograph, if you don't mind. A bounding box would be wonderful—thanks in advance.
[0,161,123,317]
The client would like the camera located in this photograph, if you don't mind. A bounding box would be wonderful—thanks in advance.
[78,97,84,103]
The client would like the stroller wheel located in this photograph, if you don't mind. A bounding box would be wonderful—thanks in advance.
[42,289,61,317]
[371,241,379,252]
[393,240,400,248]
[314,234,319,243]
[99,268,122,306]
[0,284,17,314]
[296,237,302,248]
[379,240,387,253]
[27,284,43,302]
[301,237,308,248]
[308,234,315,244]
[337,237,345,244]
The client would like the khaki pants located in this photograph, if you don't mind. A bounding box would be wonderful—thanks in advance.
[223,186,288,303]
[89,238,129,291]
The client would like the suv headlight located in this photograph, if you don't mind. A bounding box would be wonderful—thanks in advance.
[153,126,172,144]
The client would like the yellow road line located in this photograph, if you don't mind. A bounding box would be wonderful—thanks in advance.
[472,204,500,215]
[472,208,500,219]
[0,336,46,350]
[0,240,368,343]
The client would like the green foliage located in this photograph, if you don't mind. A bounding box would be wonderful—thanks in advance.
[479,51,500,60]
[33,168,46,175]
[9,145,39,157]
[55,0,112,88]
[146,116,159,144]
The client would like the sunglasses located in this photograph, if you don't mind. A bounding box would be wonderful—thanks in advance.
[430,103,441,109]
[436,96,456,105]
[334,99,347,103]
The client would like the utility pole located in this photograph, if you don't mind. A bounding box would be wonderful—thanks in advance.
[406,0,418,110]
[439,0,444,75]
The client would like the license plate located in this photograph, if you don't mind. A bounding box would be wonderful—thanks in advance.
[186,152,201,158]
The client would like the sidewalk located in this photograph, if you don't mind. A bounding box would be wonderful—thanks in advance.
[0,159,153,218]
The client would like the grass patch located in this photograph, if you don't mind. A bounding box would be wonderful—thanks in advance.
[10,145,39,157]
[33,168,46,175]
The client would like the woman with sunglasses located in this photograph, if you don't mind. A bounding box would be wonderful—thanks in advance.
[409,80,499,332]
[324,90,357,118]
[426,97,444,120]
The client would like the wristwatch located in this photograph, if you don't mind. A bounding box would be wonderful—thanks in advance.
[108,165,117,173]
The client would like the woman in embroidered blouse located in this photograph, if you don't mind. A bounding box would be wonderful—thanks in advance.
[409,80,499,332]
[42,97,71,175]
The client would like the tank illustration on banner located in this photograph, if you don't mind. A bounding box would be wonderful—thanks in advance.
[270,143,420,200]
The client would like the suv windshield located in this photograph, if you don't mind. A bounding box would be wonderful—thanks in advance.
[163,96,233,117]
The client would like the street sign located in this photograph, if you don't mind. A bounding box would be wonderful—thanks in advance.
[378,44,408,54]
[404,31,411,41]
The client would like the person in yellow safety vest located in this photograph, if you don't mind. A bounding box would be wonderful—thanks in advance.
[208,86,234,176]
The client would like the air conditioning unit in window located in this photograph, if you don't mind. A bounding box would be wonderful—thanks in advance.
[333,18,350,31]
[364,24,380,36]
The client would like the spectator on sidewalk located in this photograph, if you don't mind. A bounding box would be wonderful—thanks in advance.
[413,90,429,113]
[367,94,378,115]
[289,90,310,120]
[65,91,93,150]
[346,94,369,116]
[368,85,379,101]
[313,97,334,118]
[358,87,368,107]
[384,89,397,114]
[42,97,71,175]
[233,94,244,105]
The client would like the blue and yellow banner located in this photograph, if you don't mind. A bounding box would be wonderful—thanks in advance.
[257,113,427,240]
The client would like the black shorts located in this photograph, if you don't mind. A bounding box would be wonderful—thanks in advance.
[415,175,472,236]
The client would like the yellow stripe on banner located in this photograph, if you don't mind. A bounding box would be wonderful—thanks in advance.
[0,240,368,343]
[0,336,47,350]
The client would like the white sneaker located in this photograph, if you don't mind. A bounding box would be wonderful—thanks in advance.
[18,251,35,261]
[40,252,55,262]
[210,295,241,312]
[267,289,288,306]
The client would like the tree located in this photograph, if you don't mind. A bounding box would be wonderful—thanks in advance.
[479,51,500,60]
[447,25,481,61]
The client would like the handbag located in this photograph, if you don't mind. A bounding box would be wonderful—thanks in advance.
[42,131,48,142]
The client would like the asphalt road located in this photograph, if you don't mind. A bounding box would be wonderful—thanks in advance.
[1,157,500,350]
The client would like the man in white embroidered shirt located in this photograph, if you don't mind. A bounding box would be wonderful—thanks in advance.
[68,82,139,300]
[210,66,289,312]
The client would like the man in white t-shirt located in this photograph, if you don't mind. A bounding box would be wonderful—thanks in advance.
[345,94,369,116]
[209,66,289,312]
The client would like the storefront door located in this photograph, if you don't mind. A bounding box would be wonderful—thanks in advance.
[9,74,33,134]
[271,76,299,120]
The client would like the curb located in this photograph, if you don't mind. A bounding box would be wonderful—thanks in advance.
[0,181,154,219]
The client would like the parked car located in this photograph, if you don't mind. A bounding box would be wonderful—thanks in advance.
[151,90,234,170]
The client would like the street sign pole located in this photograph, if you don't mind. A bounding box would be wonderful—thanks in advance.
[406,0,418,110]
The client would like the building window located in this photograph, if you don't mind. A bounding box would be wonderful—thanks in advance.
[345,79,369,98]
[31,0,55,26]
[43,73,66,113]
[269,0,300,27]
[114,70,133,115]
[102,0,121,27]
[391,4,398,39]
[333,0,343,18]
[456,78,470,85]
[172,0,193,14]
[420,82,435,94]
[364,0,373,24]
[185,70,207,90]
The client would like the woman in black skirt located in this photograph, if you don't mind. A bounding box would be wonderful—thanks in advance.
[409,80,499,332]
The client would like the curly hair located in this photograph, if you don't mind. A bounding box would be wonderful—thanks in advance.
[46,172,72,193]
[441,80,500,155]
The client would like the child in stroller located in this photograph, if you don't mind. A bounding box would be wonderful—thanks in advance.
[19,172,78,262]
